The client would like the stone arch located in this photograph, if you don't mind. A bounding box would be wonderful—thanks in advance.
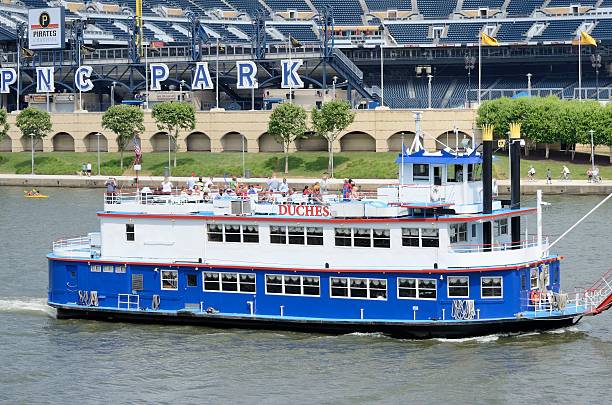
[436,130,473,150]
[258,132,283,152]
[387,131,416,152]
[52,132,75,151]
[0,136,12,152]
[340,131,376,152]
[83,132,108,152]
[21,135,43,151]
[296,132,327,151]
[186,132,211,151]
[150,132,174,152]
[221,132,247,152]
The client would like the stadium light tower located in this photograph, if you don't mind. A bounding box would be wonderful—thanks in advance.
[526,73,532,97]
[464,54,476,107]
[591,53,602,101]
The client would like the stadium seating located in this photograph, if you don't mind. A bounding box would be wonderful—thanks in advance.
[311,0,364,25]
[272,25,320,42]
[462,1,504,9]
[537,20,582,41]
[267,0,311,11]
[505,0,543,17]
[365,0,412,11]
[416,0,457,19]
[225,0,265,15]
[442,23,484,43]
[547,0,597,6]
[496,21,534,42]
[386,24,431,44]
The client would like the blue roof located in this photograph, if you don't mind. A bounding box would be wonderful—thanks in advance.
[395,149,482,165]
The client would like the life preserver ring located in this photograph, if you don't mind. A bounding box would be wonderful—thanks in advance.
[530,289,541,304]
[430,186,440,202]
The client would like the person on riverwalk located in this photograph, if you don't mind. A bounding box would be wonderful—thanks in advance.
[86,162,92,176]
[81,163,87,176]
[546,168,552,184]
[561,165,570,181]
[528,166,536,181]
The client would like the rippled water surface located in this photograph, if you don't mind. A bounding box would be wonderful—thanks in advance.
[0,187,611,404]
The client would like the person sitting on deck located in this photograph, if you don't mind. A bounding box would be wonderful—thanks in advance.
[161,178,173,194]
[350,185,362,200]
[278,178,289,193]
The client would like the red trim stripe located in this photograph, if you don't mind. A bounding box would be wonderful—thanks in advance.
[48,256,558,274]
[98,208,536,224]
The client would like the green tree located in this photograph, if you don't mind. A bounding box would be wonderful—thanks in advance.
[267,103,307,174]
[101,105,145,170]
[16,107,52,170]
[0,108,9,143]
[522,97,561,159]
[311,100,355,177]
[602,104,612,164]
[151,101,196,170]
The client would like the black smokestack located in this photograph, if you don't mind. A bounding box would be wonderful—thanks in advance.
[482,125,493,251]
[510,123,521,248]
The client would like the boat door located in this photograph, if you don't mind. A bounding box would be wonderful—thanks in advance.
[184,270,201,306]
[433,166,443,186]
[66,264,78,291]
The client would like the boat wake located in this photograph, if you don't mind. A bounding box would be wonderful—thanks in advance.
[0,298,56,317]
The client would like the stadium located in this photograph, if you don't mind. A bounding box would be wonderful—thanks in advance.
[0,0,611,156]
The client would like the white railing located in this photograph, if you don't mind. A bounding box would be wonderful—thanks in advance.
[450,236,547,253]
[52,235,91,253]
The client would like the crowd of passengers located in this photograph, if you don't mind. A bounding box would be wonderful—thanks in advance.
[105,172,364,203]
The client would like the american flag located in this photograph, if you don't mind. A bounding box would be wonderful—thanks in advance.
[132,136,142,165]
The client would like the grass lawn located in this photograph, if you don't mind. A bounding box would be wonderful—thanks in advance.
[0,151,609,179]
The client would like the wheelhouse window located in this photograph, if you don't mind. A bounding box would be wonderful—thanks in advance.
[265,274,320,296]
[398,278,437,300]
[203,272,256,293]
[126,223,135,241]
[402,228,420,247]
[481,277,503,298]
[270,226,287,244]
[494,219,508,237]
[413,164,430,181]
[450,223,468,244]
[448,276,469,298]
[330,277,387,300]
[421,228,439,247]
[161,270,178,290]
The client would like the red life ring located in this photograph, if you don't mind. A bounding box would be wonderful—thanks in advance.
[530,290,541,304]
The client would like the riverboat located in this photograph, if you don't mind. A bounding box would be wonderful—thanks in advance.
[47,125,612,338]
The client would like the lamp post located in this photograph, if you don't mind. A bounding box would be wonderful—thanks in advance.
[241,133,245,178]
[526,73,532,97]
[167,133,172,177]
[380,39,384,107]
[464,54,476,107]
[215,36,220,109]
[589,129,595,172]
[179,79,185,102]
[30,134,35,174]
[427,74,433,109]
[591,53,602,101]
[332,76,337,99]
[111,81,116,107]
[96,132,101,176]
[144,43,149,110]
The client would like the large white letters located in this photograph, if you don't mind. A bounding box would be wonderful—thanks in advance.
[150,63,169,91]
[191,62,213,90]
[281,59,304,89]
[236,61,257,89]
[36,67,55,93]
[0,68,16,94]
[75,66,94,92]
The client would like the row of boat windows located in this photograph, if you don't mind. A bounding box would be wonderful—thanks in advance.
[90,264,126,273]
[205,224,441,248]
[154,269,503,299]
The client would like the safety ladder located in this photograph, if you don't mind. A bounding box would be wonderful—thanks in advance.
[117,294,140,310]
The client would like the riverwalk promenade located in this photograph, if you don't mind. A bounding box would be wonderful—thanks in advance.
[1,174,611,195]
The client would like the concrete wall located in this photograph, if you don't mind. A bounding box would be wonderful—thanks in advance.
[2,109,479,153]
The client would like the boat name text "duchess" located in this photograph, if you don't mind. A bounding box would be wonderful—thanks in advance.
[278,204,331,217]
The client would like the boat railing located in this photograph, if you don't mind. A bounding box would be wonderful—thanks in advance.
[52,234,99,257]
[450,236,546,253]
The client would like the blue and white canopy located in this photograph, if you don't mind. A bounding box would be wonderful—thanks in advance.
[395,149,482,165]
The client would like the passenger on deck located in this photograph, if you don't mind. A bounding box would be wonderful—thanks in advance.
[268,172,280,192]
[279,178,289,193]
[161,178,173,194]
[342,179,352,200]
[312,182,322,203]
[320,172,329,194]
[187,172,197,190]
[350,185,362,200]
[204,176,214,190]
[196,177,204,189]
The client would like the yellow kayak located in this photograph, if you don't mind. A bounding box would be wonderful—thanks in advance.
[25,194,49,198]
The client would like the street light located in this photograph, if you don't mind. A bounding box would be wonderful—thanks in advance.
[427,74,433,109]
[589,129,595,172]
[111,81,116,107]
[332,76,337,99]
[526,73,532,97]
[30,133,35,174]
[591,53,602,101]
[464,53,476,107]
[96,132,101,176]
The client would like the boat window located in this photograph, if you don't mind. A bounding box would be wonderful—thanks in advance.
[187,274,198,287]
[126,223,135,241]
[471,223,477,238]
[203,272,256,293]
[207,224,223,242]
[530,268,539,289]
[468,164,481,181]
[331,277,387,300]
[103,265,114,273]
[335,228,351,246]
[243,225,259,243]
[90,264,102,272]
[306,227,323,245]
[447,164,464,183]
[521,273,527,290]
[398,278,437,300]
[481,277,503,298]
[448,276,469,298]
[450,223,468,244]
[421,228,439,247]
[224,225,241,243]
[161,270,178,290]
[413,164,430,182]
[115,265,126,274]
[402,228,420,247]
[373,229,391,248]
[494,219,508,237]
[270,226,287,244]
[265,274,320,296]
[288,226,305,245]
[353,229,372,247]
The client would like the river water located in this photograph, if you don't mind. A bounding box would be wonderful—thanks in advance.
[0,187,610,404]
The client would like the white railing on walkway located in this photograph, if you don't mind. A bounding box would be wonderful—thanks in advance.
[450,236,547,253]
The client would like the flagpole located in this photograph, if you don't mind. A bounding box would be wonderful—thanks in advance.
[288,35,292,104]
[578,36,582,100]
[478,31,482,105]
